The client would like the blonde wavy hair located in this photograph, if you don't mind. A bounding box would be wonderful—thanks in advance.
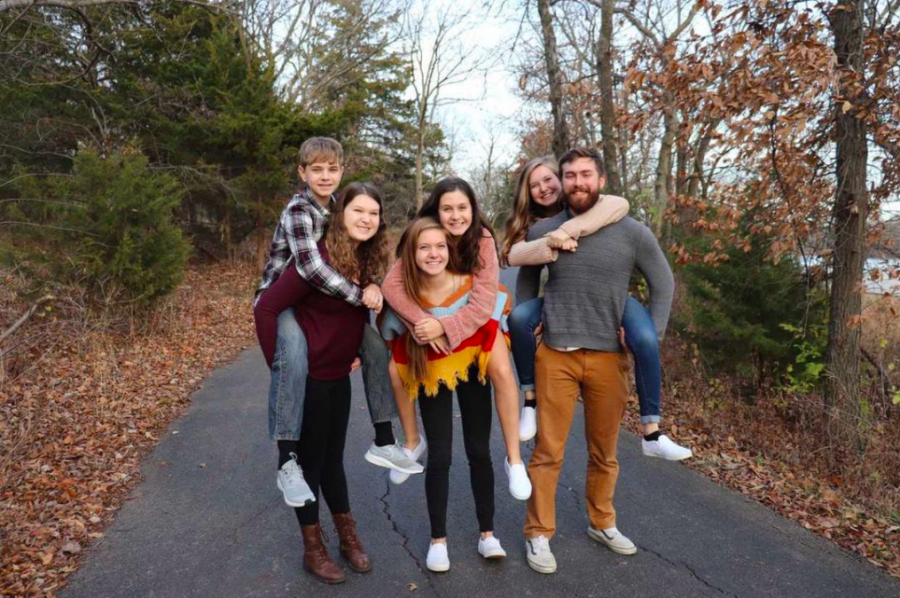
[398,217,451,382]
[325,182,389,287]
[500,156,564,266]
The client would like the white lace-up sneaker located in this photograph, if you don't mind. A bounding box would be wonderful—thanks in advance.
[525,535,556,574]
[477,535,507,559]
[587,526,637,555]
[642,434,693,461]
[505,458,532,500]
[519,406,537,441]
[426,541,450,572]
[365,442,425,474]
[389,436,428,485]
[276,453,315,507]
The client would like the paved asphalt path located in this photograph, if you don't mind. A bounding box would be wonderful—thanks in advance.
[63,268,900,598]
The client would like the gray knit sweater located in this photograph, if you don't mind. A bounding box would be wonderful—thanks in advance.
[516,212,674,352]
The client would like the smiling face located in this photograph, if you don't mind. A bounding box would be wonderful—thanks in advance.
[414,227,450,276]
[438,190,473,237]
[342,194,380,243]
[528,164,562,208]
[561,157,607,214]
[298,159,344,203]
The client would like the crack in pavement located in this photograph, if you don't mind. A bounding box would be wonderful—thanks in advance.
[229,496,281,546]
[377,478,441,597]
[636,542,740,598]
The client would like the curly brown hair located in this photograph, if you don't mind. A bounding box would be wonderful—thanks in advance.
[325,182,390,287]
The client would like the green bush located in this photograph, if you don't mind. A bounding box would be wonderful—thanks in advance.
[1,148,191,305]
[60,148,191,304]
[677,237,827,387]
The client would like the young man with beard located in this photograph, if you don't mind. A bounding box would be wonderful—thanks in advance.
[517,147,675,573]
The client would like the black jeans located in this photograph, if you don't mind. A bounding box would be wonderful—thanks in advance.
[294,376,352,527]
[418,367,494,539]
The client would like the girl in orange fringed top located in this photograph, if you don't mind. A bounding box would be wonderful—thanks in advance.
[380,217,511,572]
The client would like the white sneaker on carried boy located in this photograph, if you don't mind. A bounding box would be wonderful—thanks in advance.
[365,442,425,474]
[389,436,428,485]
[525,535,556,574]
[587,525,637,555]
[505,458,532,501]
[477,535,507,559]
[519,406,537,441]
[426,541,450,572]
[642,434,692,461]
[276,453,315,507]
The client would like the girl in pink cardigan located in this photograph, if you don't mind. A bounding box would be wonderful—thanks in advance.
[382,177,532,501]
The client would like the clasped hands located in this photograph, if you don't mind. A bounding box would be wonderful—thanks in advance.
[544,228,578,252]
[361,283,384,312]
[412,317,451,355]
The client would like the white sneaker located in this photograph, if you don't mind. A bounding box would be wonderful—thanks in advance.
[426,541,450,572]
[505,458,532,500]
[587,526,637,555]
[642,434,692,461]
[525,535,556,574]
[477,535,507,559]
[276,453,315,507]
[519,406,537,441]
[389,436,428,485]
[365,442,425,474]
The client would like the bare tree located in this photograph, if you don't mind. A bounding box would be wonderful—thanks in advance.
[405,5,491,208]
[536,0,569,158]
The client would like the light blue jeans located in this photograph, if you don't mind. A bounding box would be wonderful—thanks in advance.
[507,296,663,424]
[268,309,396,440]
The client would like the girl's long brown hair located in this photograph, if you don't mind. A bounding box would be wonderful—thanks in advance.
[325,182,390,287]
[500,156,563,266]
[416,177,496,274]
[398,217,450,382]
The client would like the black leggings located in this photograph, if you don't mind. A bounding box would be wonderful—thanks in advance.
[293,376,352,527]
[419,367,494,539]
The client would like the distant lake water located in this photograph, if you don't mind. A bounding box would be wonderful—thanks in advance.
[865,258,899,294]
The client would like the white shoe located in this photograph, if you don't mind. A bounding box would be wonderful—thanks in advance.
[642,434,692,461]
[587,526,637,555]
[525,535,556,574]
[519,406,537,441]
[276,453,315,507]
[426,541,450,572]
[505,458,532,500]
[389,436,428,485]
[365,442,425,474]
[477,535,507,559]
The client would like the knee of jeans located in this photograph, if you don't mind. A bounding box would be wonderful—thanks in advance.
[627,326,659,356]
[508,305,534,335]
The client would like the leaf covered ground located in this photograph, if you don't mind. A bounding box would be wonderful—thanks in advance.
[0,264,258,597]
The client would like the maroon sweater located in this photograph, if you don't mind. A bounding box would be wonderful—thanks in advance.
[253,244,368,381]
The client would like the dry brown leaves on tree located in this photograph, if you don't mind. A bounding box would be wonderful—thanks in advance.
[0,264,257,597]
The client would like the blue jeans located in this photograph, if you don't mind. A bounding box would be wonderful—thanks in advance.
[268,309,396,440]
[507,296,662,424]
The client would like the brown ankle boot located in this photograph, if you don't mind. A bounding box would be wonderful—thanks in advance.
[300,523,346,584]
[333,512,372,573]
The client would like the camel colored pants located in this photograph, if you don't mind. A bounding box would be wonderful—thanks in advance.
[524,343,629,539]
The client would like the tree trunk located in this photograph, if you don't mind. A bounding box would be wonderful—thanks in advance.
[825,0,868,452]
[537,0,569,158]
[596,0,622,193]
[256,199,267,273]
[653,93,677,236]
[618,83,630,195]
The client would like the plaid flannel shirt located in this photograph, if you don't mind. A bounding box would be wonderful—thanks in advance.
[254,188,363,307]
